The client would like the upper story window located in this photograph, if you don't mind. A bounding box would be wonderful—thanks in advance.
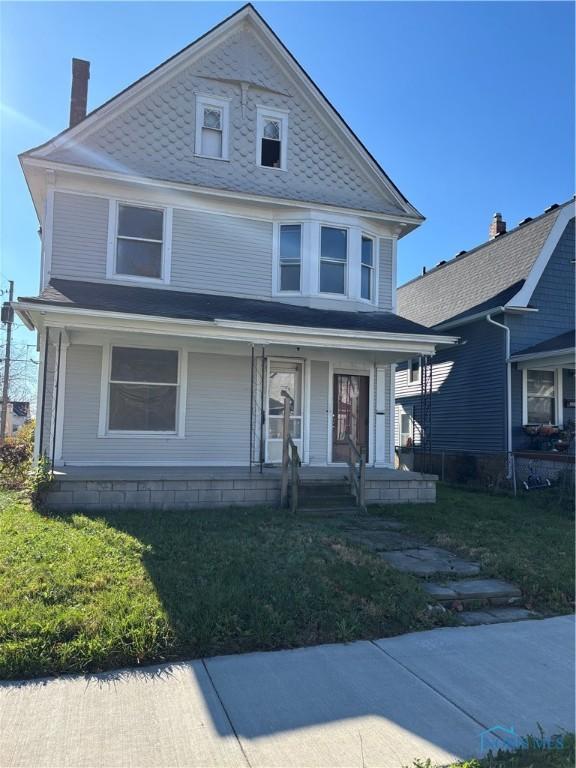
[195,95,229,160]
[408,357,421,384]
[279,224,302,292]
[320,226,347,295]
[361,236,374,300]
[257,106,288,170]
[116,204,164,279]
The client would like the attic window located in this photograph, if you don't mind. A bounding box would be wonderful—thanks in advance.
[257,107,288,170]
[195,95,229,160]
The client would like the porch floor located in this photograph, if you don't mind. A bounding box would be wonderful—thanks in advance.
[53,465,435,482]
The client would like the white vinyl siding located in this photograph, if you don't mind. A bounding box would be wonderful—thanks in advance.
[309,360,329,464]
[62,345,252,464]
[171,209,273,297]
[51,192,108,280]
[378,237,393,310]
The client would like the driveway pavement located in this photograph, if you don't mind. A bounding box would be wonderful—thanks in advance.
[1,616,573,768]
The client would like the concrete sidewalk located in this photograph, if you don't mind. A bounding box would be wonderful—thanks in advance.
[1,616,573,768]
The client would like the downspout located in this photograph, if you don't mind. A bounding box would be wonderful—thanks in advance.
[486,313,512,475]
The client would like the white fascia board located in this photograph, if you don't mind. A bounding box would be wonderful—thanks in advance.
[505,203,575,308]
[14,302,456,355]
[21,157,422,233]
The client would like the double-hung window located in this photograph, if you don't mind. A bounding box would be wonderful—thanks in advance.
[525,369,558,424]
[361,236,374,301]
[115,204,164,280]
[107,346,180,433]
[195,95,229,159]
[320,226,347,294]
[257,107,288,170]
[279,224,302,292]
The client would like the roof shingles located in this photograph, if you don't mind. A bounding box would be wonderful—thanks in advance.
[20,279,443,337]
[397,202,572,328]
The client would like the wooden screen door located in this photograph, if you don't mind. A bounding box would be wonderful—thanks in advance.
[332,373,369,463]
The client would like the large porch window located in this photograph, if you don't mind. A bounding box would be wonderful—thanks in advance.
[524,369,559,425]
[107,346,180,433]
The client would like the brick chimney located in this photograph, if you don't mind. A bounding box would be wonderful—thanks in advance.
[489,212,506,239]
[69,58,90,128]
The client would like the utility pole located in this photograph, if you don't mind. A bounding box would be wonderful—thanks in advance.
[1,281,14,442]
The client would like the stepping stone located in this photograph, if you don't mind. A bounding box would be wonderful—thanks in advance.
[423,578,522,603]
[381,548,480,577]
[457,608,539,626]
[343,532,422,552]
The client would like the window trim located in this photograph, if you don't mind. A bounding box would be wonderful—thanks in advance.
[98,342,188,438]
[256,106,289,171]
[273,221,303,295]
[408,357,421,385]
[318,224,349,297]
[522,367,563,426]
[106,200,172,285]
[194,94,230,161]
[360,233,376,303]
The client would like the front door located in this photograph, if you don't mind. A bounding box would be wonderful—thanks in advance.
[332,373,369,463]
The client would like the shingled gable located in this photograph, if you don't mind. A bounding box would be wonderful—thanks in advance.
[20,4,422,221]
[397,199,575,329]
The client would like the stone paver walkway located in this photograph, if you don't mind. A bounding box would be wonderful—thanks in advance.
[310,513,536,626]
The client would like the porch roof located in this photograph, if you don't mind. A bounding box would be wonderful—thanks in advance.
[20,279,444,337]
[510,330,575,362]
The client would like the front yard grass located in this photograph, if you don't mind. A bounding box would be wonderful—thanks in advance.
[0,490,444,679]
[374,484,574,615]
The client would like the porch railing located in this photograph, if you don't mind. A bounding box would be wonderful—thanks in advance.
[345,432,366,510]
[280,394,300,513]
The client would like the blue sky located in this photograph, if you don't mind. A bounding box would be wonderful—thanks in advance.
[1,1,574,361]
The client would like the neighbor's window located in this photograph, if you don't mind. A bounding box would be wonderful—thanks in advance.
[115,204,164,279]
[108,346,179,432]
[257,108,288,169]
[279,224,302,292]
[320,227,347,294]
[361,236,374,300]
[526,369,557,424]
[195,96,229,159]
[409,357,421,384]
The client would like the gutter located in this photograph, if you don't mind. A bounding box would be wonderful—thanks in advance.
[486,313,512,474]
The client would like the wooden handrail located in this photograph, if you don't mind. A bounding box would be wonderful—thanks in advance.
[281,395,300,511]
[345,432,366,511]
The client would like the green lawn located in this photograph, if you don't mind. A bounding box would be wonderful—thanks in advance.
[375,484,574,615]
[1,484,572,680]
[0,490,444,679]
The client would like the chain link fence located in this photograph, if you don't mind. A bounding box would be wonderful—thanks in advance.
[409,449,574,499]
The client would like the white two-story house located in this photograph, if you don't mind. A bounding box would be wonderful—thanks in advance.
[14,4,456,510]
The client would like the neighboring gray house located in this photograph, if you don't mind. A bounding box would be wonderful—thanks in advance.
[395,200,575,474]
[13,4,456,509]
